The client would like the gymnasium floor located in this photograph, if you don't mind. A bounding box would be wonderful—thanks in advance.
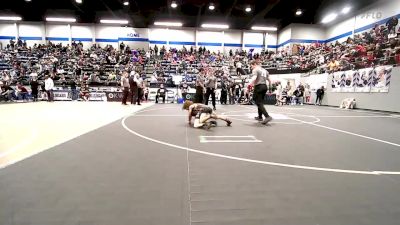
[1,103,400,225]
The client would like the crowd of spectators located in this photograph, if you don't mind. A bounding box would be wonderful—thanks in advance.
[262,18,400,73]
[0,17,399,103]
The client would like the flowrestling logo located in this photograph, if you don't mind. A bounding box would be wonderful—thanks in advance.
[359,12,383,20]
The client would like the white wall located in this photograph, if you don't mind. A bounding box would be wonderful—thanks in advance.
[197,30,224,52]
[94,25,119,48]
[277,26,291,49]
[243,32,264,53]
[168,29,195,44]
[0,23,17,48]
[46,24,70,46]
[325,19,354,43]
[290,24,325,41]
[19,23,45,46]
[0,22,278,52]
[325,0,400,42]
[71,25,93,49]
[265,33,277,52]
[223,31,242,54]
[148,28,168,49]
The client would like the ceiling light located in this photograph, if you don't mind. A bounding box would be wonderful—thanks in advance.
[75,0,82,4]
[245,7,252,12]
[201,23,229,29]
[0,16,22,21]
[322,13,338,24]
[209,4,215,10]
[123,1,129,6]
[100,19,129,24]
[296,9,302,16]
[46,17,77,23]
[341,6,351,14]
[154,21,183,27]
[171,1,177,8]
[251,26,278,31]
[25,0,31,2]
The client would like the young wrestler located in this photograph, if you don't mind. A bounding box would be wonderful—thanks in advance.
[182,100,232,129]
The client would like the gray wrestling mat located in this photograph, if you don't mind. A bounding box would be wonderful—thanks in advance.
[1,104,400,225]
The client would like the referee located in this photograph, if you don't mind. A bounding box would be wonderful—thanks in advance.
[204,72,217,110]
[250,60,272,125]
[194,68,205,103]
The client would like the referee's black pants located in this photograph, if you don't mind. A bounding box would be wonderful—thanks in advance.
[194,86,204,103]
[204,88,216,108]
[122,87,129,104]
[253,84,269,119]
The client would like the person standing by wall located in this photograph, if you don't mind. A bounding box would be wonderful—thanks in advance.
[129,70,138,105]
[315,86,325,106]
[250,60,272,125]
[275,81,282,106]
[229,79,236,105]
[134,73,144,106]
[220,78,228,105]
[204,72,217,110]
[70,78,77,101]
[194,68,205,103]
[44,75,54,102]
[30,77,39,102]
[121,72,130,105]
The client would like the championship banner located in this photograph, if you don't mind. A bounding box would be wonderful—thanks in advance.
[329,66,391,93]
[354,68,373,92]
[331,72,343,92]
[342,70,355,92]
[370,66,392,93]
[53,90,71,101]
[89,92,107,101]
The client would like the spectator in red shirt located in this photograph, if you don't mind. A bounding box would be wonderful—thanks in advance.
[16,83,28,101]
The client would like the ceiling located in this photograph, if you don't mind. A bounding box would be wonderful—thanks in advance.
[1,0,376,29]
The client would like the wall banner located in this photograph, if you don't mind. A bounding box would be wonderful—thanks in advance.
[329,66,392,93]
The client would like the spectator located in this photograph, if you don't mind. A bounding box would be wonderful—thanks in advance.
[44,75,54,102]
[156,84,167,104]
[129,70,138,105]
[70,79,78,101]
[144,87,149,102]
[386,16,398,33]
[328,58,340,72]
[275,82,282,106]
[30,77,39,102]
[220,78,228,105]
[0,85,15,102]
[79,84,90,101]
[316,86,325,105]
[16,83,28,101]
[121,72,130,105]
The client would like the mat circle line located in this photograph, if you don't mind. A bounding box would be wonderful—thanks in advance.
[122,107,400,176]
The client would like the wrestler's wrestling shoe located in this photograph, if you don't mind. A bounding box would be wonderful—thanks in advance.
[203,122,212,130]
[226,119,232,126]
[210,121,218,127]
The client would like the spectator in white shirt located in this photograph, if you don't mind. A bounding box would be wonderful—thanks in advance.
[44,75,54,102]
